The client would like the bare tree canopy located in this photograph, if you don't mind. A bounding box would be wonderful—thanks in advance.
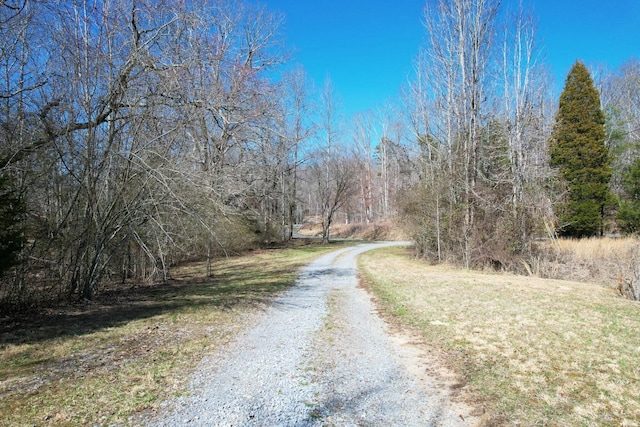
[2,0,639,308]
[0,0,296,307]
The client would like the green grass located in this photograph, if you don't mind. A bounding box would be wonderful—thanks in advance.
[359,246,640,426]
[0,242,343,427]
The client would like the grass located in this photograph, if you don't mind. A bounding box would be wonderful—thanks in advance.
[0,241,343,427]
[556,236,638,260]
[297,220,408,241]
[534,237,640,291]
[359,246,640,426]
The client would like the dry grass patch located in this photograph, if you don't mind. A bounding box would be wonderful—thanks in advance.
[556,236,638,260]
[360,247,640,426]
[0,242,341,427]
[298,220,407,241]
[534,237,640,293]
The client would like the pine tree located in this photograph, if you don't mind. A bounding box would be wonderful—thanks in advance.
[550,61,612,237]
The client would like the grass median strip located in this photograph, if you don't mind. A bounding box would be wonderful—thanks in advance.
[359,246,640,426]
[0,242,342,427]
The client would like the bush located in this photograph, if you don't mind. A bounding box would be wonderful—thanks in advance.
[0,175,25,275]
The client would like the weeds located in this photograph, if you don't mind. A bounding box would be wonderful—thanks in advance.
[534,236,640,299]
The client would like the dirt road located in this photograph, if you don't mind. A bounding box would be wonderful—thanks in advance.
[149,242,477,426]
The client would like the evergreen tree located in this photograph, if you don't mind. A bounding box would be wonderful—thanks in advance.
[550,61,612,237]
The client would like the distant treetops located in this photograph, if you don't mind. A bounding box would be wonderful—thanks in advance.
[550,60,612,237]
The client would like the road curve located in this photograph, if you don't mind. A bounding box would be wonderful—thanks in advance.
[149,242,476,426]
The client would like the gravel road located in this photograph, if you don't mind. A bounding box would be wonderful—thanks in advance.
[148,242,478,426]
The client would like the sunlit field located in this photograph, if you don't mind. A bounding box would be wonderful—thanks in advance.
[360,246,640,426]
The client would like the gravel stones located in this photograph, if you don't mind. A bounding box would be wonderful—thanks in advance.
[147,243,475,426]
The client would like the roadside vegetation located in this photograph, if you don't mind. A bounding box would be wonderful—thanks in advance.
[297,218,408,241]
[534,237,640,297]
[1,0,639,313]
[0,242,340,427]
[359,245,640,426]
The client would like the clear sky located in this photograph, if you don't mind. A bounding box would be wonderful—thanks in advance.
[266,0,640,117]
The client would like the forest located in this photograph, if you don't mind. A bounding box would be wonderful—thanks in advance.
[1,0,639,310]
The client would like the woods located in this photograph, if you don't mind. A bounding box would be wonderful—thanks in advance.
[1,0,640,310]
[0,0,302,307]
[405,0,552,268]
[404,0,639,273]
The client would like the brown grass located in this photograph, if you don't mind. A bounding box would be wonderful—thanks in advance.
[0,242,342,427]
[556,237,639,260]
[360,246,640,426]
[533,237,640,294]
[298,220,408,241]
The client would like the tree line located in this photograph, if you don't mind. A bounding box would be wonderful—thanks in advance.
[0,0,312,307]
[403,0,639,270]
[1,0,639,309]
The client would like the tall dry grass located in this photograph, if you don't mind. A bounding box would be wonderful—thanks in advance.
[557,236,639,260]
[533,237,640,298]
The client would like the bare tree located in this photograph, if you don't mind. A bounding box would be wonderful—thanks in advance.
[601,60,640,196]
[310,77,357,243]
[280,67,314,239]
[412,0,501,266]
[351,112,376,223]
[310,152,357,244]
[499,3,553,247]
[403,51,448,260]
[402,0,557,269]
[0,0,292,307]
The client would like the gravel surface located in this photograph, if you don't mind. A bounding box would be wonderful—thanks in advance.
[147,242,478,426]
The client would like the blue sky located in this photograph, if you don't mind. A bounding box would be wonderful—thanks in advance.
[267,0,640,117]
